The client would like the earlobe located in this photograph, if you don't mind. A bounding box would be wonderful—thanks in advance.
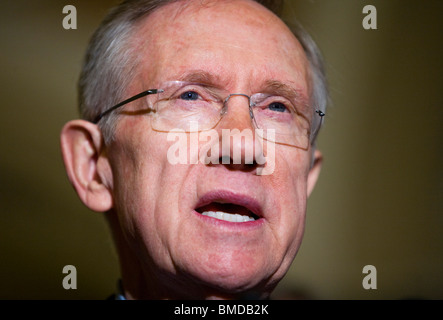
[307,149,323,197]
[60,120,113,212]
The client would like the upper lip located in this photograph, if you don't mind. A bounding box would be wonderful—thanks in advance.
[194,189,263,219]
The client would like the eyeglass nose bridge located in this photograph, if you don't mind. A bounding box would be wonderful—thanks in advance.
[221,93,258,128]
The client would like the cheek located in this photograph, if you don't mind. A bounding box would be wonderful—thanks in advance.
[110,121,176,242]
[272,148,310,197]
[265,152,310,277]
[270,148,310,239]
[110,120,201,269]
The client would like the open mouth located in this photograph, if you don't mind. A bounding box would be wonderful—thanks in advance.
[195,202,260,223]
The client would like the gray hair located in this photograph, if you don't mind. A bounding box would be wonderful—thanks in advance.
[78,0,328,145]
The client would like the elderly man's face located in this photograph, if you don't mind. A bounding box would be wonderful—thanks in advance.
[107,0,321,298]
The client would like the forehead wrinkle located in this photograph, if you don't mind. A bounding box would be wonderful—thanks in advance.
[132,1,309,84]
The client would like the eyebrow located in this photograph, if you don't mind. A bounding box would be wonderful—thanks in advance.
[176,70,225,87]
[263,80,309,105]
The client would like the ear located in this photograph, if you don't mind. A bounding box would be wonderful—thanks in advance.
[60,120,113,212]
[307,149,323,197]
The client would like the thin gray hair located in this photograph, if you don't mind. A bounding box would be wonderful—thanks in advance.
[78,0,328,145]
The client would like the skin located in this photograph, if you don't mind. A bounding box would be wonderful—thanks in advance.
[60,0,322,299]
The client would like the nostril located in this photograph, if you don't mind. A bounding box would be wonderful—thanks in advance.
[219,155,231,164]
[218,154,257,166]
[217,155,258,173]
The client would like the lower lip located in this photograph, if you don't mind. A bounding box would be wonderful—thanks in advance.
[192,210,264,231]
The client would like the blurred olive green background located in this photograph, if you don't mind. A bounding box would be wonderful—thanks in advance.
[0,0,442,299]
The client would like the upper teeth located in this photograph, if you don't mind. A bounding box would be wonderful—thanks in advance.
[201,211,255,222]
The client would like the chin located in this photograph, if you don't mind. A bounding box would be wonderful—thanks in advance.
[199,272,277,300]
[182,251,279,299]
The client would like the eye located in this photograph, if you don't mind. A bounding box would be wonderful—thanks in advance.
[267,102,289,113]
[180,91,200,101]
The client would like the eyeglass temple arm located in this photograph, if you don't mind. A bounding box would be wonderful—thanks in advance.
[311,109,325,141]
[92,89,163,124]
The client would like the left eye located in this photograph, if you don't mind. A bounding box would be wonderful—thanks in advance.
[180,91,200,101]
[267,102,288,113]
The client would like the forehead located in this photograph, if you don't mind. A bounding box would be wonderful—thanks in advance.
[131,0,310,94]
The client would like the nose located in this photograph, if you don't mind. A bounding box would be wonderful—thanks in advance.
[221,94,256,125]
[204,94,267,172]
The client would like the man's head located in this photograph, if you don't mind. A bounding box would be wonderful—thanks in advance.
[60,0,327,299]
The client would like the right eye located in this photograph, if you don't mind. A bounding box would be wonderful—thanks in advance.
[179,91,200,101]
